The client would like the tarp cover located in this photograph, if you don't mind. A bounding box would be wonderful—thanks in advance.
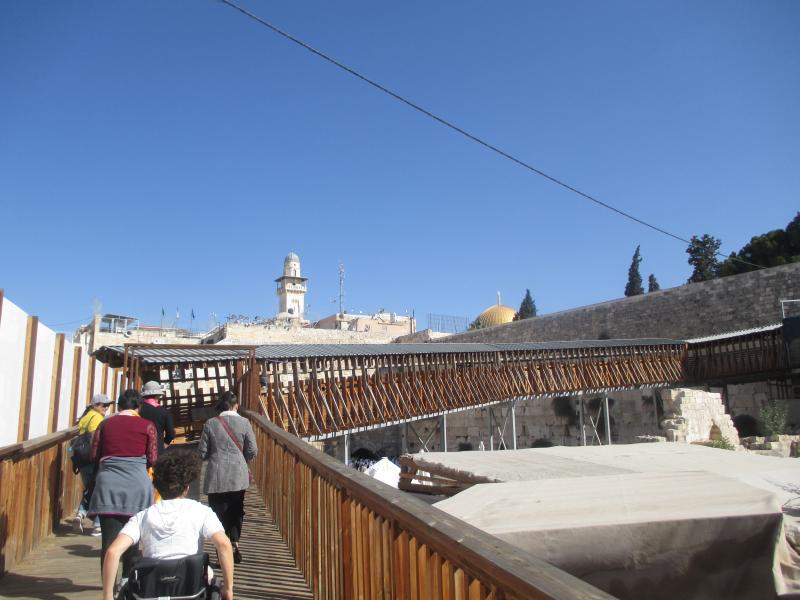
[435,471,788,600]
[364,458,401,488]
[418,444,800,599]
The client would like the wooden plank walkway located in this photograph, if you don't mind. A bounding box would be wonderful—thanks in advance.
[0,476,312,600]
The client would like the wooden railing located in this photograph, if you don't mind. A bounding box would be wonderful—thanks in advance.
[0,428,82,576]
[246,410,613,600]
[686,328,787,383]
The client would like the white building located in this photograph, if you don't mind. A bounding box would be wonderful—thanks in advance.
[275,252,308,321]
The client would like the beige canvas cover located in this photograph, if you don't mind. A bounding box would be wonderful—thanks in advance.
[435,471,789,600]
[415,444,800,597]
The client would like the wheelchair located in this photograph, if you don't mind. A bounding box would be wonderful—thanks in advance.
[117,552,221,600]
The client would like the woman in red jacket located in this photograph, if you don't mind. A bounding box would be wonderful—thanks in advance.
[88,389,158,578]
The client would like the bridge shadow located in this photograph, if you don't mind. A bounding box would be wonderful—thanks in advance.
[0,572,101,599]
[185,443,313,600]
[60,543,99,558]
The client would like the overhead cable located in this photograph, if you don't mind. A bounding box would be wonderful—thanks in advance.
[217,0,763,270]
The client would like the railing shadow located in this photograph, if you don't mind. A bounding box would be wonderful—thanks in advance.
[0,572,101,599]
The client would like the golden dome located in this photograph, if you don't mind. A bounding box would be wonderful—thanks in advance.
[477,304,516,328]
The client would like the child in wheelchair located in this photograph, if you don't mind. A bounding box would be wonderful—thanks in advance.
[102,451,235,600]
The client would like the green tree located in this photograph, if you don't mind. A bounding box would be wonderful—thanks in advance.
[761,399,789,436]
[468,317,484,330]
[624,246,644,297]
[718,212,800,277]
[647,274,660,292]
[513,289,537,320]
[686,234,721,283]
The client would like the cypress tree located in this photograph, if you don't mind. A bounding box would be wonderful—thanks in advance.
[513,289,537,321]
[648,274,660,292]
[624,246,644,297]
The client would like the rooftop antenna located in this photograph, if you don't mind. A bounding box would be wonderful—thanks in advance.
[338,262,346,315]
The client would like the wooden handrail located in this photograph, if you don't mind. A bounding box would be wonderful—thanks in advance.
[0,427,78,460]
[0,427,82,576]
[245,409,614,600]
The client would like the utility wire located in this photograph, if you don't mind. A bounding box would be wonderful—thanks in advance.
[47,316,93,327]
[217,0,763,271]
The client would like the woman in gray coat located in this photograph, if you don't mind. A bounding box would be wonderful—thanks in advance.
[199,391,257,563]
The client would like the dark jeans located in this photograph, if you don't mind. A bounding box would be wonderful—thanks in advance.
[99,514,139,578]
[208,490,246,543]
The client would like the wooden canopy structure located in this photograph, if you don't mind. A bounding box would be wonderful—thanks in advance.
[94,325,789,440]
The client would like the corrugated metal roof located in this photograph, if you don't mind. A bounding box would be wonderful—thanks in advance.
[490,339,684,351]
[686,323,782,344]
[94,345,252,366]
[255,343,501,360]
[94,337,686,366]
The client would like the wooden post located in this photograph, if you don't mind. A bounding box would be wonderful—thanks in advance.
[85,356,96,404]
[101,363,109,394]
[48,333,66,433]
[17,316,39,442]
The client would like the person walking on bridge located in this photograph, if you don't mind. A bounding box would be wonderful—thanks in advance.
[72,393,112,536]
[199,391,257,564]
[139,380,176,455]
[89,389,158,579]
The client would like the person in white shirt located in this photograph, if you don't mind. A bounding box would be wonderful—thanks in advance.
[101,451,235,600]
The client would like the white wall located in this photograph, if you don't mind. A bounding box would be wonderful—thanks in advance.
[57,344,75,430]
[77,349,89,413]
[28,325,55,439]
[0,299,28,445]
[0,294,109,447]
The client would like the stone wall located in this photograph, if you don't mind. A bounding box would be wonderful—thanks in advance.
[203,322,403,345]
[321,387,742,461]
[726,381,800,430]
[439,263,800,343]
[659,388,740,445]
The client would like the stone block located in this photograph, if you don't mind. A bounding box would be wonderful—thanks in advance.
[665,429,685,443]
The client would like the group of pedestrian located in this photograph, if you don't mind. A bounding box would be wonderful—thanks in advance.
[72,382,257,600]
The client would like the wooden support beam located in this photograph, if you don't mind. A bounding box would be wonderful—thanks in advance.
[17,316,38,442]
[48,333,65,433]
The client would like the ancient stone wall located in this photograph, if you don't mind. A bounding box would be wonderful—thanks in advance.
[322,387,743,461]
[206,322,402,345]
[659,388,740,445]
[439,263,800,343]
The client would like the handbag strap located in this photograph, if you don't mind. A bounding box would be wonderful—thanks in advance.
[216,416,244,455]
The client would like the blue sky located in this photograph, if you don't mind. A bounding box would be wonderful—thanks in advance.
[1,1,798,333]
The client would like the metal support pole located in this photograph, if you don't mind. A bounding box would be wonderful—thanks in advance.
[604,395,612,446]
[441,413,448,452]
[579,397,586,446]
[489,409,494,451]
[511,399,517,450]
[343,432,350,466]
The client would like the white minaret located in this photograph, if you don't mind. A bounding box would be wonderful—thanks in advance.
[275,252,308,320]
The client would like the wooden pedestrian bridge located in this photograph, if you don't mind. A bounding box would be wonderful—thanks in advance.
[0,326,790,599]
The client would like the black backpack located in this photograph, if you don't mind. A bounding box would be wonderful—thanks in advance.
[69,430,93,471]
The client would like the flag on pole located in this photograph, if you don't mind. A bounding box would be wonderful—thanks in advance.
[191,309,195,320]
[161,307,165,317]
[176,307,180,320]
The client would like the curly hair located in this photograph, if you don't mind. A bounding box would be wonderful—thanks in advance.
[153,451,201,500]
